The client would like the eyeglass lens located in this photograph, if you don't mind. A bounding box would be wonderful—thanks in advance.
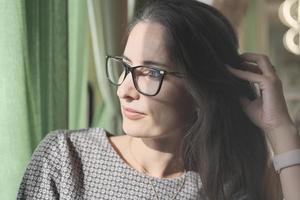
[106,57,162,95]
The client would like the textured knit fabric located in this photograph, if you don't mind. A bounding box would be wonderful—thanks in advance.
[17,128,208,200]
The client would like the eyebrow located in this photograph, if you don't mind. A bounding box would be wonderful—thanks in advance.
[122,54,169,69]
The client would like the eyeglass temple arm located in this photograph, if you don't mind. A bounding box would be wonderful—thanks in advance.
[167,72,186,78]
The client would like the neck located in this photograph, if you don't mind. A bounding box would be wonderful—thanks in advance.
[127,135,186,178]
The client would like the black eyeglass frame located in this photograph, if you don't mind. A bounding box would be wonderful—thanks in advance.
[105,55,185,96]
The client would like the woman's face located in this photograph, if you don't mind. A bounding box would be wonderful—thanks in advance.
[117,22,194,140]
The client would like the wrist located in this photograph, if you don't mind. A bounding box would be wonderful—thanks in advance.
[273,149,300,174]
[265,123,300,154]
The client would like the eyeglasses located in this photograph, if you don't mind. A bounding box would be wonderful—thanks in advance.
[105,55,185,96]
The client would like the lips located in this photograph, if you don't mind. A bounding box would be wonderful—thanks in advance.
[122,106,146,120]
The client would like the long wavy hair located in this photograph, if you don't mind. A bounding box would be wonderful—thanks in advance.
[126,0,280,199]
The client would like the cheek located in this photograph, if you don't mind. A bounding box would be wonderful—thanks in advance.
[148,84,194,129]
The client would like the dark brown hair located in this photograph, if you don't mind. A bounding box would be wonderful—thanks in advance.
[128,0,273,199]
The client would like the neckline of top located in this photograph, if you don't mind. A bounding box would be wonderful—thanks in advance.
[101,129,189,182]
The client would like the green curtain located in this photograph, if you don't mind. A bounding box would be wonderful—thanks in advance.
[0,0,68,199]
[25,0,68,142]
[87,0,127,134]
[0,1,32,198]
[68,0,90,129]
[69,0,136,133]
[0,0,136,199]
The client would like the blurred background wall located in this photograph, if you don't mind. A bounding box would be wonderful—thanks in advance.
[0,0,299,199]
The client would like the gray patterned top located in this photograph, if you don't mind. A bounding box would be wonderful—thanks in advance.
[17,128,207,199]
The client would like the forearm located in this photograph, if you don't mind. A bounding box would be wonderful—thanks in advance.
[266,124,300,200]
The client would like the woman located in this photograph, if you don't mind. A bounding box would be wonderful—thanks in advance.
[18,0,300,199]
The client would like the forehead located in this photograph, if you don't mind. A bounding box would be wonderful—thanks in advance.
[123,22,170,66]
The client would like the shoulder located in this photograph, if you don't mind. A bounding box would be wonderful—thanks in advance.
[45,127,107,141]
[40,127,108,152]
[22,127,110,176]
[17,127,111,199]
[20,127,110,170]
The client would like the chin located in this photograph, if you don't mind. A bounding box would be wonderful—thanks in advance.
[122,122,148,138]
[122,123,166,139]
[123,127,146,138]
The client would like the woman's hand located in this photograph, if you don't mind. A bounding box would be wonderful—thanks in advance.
[227,52,297,137]
[227,52,300,200]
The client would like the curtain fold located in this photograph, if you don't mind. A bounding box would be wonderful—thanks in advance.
[0,1,32,199]
[68,0,89,129]
[25,0,68,145]
[87,0,128,134]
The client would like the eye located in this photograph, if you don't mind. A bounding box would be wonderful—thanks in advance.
[141,68,163,79]
[148,69,161,77]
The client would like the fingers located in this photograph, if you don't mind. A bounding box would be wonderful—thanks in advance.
[227,66,265,83]
[241,61,263,75]
[240,53,276,77]
[227,52,280,88]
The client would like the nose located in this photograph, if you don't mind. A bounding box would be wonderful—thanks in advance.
[116,72,140,100]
